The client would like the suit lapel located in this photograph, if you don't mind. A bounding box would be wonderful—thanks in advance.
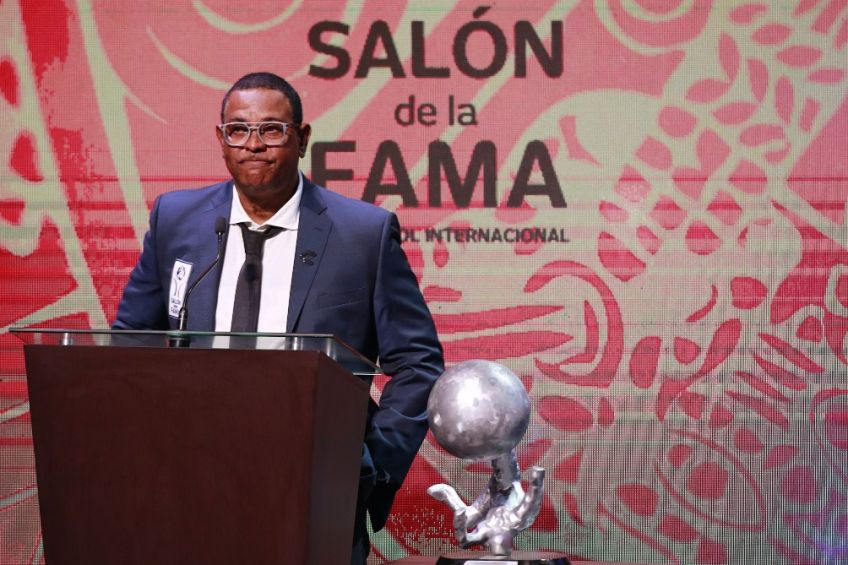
[185,182,232,331]
[287,179,332,331]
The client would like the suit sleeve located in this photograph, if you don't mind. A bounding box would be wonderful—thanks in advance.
[112,196,169,330]
[366,213,444,518]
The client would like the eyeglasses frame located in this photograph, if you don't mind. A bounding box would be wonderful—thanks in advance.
[217,121,299,147]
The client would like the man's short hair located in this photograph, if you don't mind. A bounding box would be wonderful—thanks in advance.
[220,72,303,124]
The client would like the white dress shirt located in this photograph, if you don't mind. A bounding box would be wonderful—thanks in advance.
[214,174,302,332]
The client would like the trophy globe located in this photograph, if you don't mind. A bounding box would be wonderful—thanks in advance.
[428,360,530,460]
[426,360,570,565]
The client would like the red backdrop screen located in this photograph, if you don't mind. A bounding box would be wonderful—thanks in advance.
[1,1,847,563]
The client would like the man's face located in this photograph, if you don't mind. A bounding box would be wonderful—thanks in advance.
[216,88,310,201]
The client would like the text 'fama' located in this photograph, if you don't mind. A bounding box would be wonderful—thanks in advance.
[401,227,570,244]
[311,140,566,209]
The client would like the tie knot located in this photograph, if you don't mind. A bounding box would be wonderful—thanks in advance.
[239,223,282,257]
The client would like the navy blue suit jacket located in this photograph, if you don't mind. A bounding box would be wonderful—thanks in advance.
[113,178,444,530]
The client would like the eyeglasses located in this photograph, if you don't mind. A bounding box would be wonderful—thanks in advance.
[218,121,297,147]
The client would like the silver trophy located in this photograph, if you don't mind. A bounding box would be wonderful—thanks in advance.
[427,360,570,565]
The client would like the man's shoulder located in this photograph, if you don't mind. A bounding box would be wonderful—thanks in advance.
[306,180,391,222]
[156,181,231,209]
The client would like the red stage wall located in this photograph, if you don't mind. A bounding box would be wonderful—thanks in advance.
[1,1,847,563]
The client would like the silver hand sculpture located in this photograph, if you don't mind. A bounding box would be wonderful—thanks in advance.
[428,451,545,556]
[426,360,549,558]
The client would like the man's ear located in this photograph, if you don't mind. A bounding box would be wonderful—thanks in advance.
[215,124,226,149]
[298,124,312,158]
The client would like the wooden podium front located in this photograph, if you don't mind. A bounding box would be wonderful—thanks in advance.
[18,330,373,565]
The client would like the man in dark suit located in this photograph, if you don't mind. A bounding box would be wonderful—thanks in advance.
[113,72,444,564]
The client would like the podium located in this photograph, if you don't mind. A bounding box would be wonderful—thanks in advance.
[13,329,379,565]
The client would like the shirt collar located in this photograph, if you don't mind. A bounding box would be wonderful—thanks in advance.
[229,172,302,231]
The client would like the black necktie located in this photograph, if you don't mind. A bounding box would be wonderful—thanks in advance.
[231,223,283,332]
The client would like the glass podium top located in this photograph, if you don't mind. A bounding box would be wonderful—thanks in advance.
[11,328,381,376]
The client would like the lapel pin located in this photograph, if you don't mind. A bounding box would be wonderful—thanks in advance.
[300,250,317,265]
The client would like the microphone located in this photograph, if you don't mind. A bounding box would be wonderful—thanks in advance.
[176,216,228,333]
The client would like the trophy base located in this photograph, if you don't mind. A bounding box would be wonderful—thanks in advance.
[436,550,571,565]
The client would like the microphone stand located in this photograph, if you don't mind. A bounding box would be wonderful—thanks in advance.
[168,218,227,347]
